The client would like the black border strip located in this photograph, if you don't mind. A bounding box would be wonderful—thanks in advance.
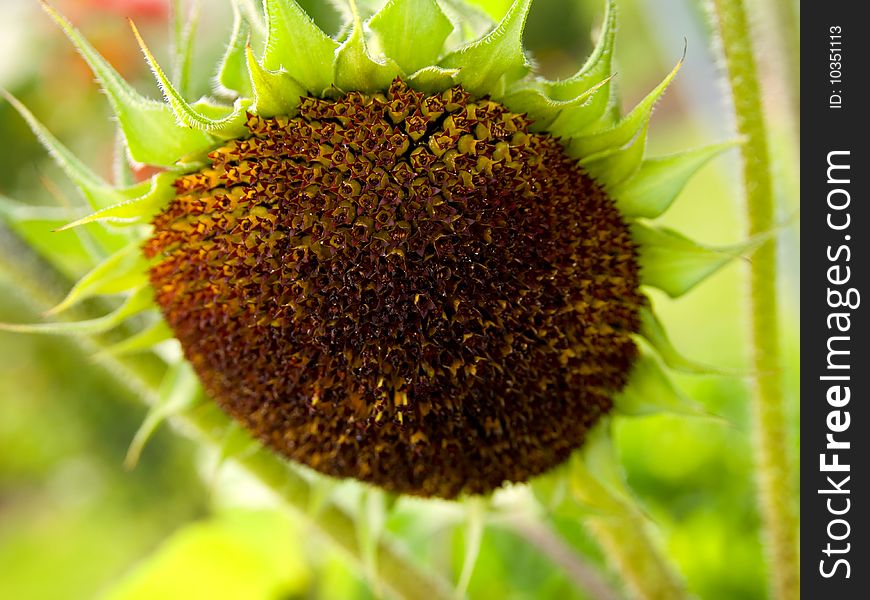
[802,5,868,596]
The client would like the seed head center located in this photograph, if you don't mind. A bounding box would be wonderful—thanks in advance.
[145,79,643,498]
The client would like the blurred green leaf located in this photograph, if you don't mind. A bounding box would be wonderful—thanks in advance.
[101,509,311,600]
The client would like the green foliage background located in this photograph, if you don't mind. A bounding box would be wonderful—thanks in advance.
[0,0,799,598]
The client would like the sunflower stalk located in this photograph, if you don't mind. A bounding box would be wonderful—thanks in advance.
[707,1,800,598]
[0,223,453,600]
[570,438,688,600]
[586,510,685,600]
[500,518,622,600]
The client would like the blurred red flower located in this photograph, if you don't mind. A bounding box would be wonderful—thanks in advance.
[64,0,169,21]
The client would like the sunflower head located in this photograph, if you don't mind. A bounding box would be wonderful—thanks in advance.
[144,76,644,497]
[3,0,742,499]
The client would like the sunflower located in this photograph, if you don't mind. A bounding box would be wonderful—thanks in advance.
[2,0,748,522]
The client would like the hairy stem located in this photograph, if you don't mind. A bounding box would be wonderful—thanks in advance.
[707,2,800,598]
[502,517,623,600]
[0,223,453,600]
[587,507,685,600]
[570,446,687,600]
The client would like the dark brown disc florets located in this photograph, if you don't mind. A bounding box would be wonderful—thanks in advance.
[145,79,643,498]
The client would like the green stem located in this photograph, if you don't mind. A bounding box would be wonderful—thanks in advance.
[0,224,453,600]
[570,440,687,600]
[707,2,799,599]
[500,518,622,600]
[586,510,684,600]
[584,505,689,600]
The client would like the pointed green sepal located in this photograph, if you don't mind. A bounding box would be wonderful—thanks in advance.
[0,286,152,335]
[97,319,174,358]
[502,76,613,133]
[215,1,254,98]
[130,20,251,139]
[633,222,761,298]
[2,91,151,210]
[611,142,737,219]
[501,86,561,131]
[439,0,533,96]
[125,360,202,469]
[246,46,307,118]
[547,88,613,139]
[46,242,149,315]
[407,66,459,93]
[369,0,454,75]
[181,96,252,139]
[636,305,732,375]
[567,56,682,160]
[263,0,339,95]
[568,420,631,514]
[334,12,403,94]
[613,345,707,417]
[190,97,253,123]
[578,123,649,187]
[594,102,621,132]
[548,0,616,98]
[169,0,199,98]
[58,171,177,230]
[543,0,617,136]
[42,2,216,167]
